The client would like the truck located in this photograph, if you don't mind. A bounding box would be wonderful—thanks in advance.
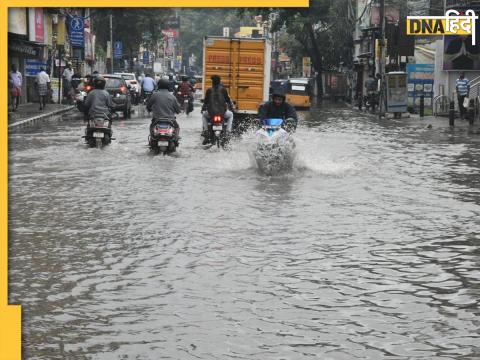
[202,36,272,116]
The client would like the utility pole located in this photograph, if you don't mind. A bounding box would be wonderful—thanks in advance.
[379,0,386,117]
[109,13,113,73]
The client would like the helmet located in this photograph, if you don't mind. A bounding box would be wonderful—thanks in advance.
[157,79,170,90]
[182,75,188,82]
[93,76,106,89]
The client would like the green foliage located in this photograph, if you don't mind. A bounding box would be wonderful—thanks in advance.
[177,9,256,68]
[92,8,174,57]
[248,0,355,93]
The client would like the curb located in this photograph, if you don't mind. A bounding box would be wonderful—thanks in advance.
[8,106,76,130]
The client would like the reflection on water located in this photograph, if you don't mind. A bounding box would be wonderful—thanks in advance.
[8,104,480,359]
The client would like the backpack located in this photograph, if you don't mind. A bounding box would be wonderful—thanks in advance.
[207,85,227,115]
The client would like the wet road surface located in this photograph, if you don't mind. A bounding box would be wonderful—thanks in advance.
[8,103,480,359]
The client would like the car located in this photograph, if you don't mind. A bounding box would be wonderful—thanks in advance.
[114,72,140,94]
[103,74,132,119]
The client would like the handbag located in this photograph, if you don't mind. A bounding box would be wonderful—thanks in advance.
[463,97,470,108]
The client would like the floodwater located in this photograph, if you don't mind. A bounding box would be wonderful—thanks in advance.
[8,102,480,359]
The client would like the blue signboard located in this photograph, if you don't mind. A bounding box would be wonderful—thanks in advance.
[407,64,434,109]
[142,51,149,65]
[113,41,123,60]
[25,60,47,76]
[69,16,85,47]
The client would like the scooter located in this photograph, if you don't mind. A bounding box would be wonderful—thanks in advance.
[83,112,118,148]
[148,118,179,155]
[254,118,296,175]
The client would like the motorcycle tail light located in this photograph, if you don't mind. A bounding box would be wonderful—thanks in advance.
[213,115,222,124]
[85,85,92,92]
[120,86,127,94]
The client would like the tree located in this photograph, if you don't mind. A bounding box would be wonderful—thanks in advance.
[92,8,174,70]
[249,0,354,96]
[177,9,256,70]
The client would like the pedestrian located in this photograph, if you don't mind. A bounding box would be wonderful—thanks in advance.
[62,62,74,103]
[9,64,23,112]
[35,67,51,111]
[456,72,470,119]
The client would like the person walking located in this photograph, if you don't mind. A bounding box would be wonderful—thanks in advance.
[62,62,74,103]
[35,67,51,111]
[9,64,23,112]
[456,72,470,120]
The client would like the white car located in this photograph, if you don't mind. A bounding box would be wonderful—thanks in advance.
[115,73,140,94]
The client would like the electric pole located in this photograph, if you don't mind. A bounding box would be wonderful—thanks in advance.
[379,0,386,117]
[109,14,113,73]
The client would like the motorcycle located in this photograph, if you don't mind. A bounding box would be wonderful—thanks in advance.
[75,84,93,113]
[206,113,229,148]
[83,112,118,148]
[142,90,153,106]
[254,118,296,175]
[364,90,379,113]
[148,118,179,155]
[176,92,193,115]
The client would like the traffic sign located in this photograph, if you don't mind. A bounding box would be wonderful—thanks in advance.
[143,51,150,65]
[69,16,85,47]
[113,41,123,59]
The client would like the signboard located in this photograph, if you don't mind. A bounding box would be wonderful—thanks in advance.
[28,8,44,43]
[223,27,230,37]
[113,41,123,60]
[50,78,60,103]
[69,16,85,47]
[25,60,47,76]
[302,57,311,78]
[162,29,178,39]
[143,51,150,65]
[165,18,180,29]
[386,72,408,113]
[8,8,27,35]
[406,63,434,108]
[154,61,163,73]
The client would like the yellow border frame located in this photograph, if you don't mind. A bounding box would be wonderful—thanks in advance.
[1,1,307,359]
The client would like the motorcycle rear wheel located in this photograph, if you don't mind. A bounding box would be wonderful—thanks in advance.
[95,138,102,149]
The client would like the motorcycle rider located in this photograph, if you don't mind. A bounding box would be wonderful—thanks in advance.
[84,76,115,120]
[201,74,234,145]
[168,74,178,92]
[258,90,298,132]
[147,79,181,142]
[178,75,195,112]
[141,73,156,101]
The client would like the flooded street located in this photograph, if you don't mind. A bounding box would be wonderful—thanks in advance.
[8,103,480,359]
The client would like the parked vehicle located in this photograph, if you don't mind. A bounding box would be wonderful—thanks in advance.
[148,118,179,155]
[83,112,118,148]
[364,91,379,112]
[103,74,132,119]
